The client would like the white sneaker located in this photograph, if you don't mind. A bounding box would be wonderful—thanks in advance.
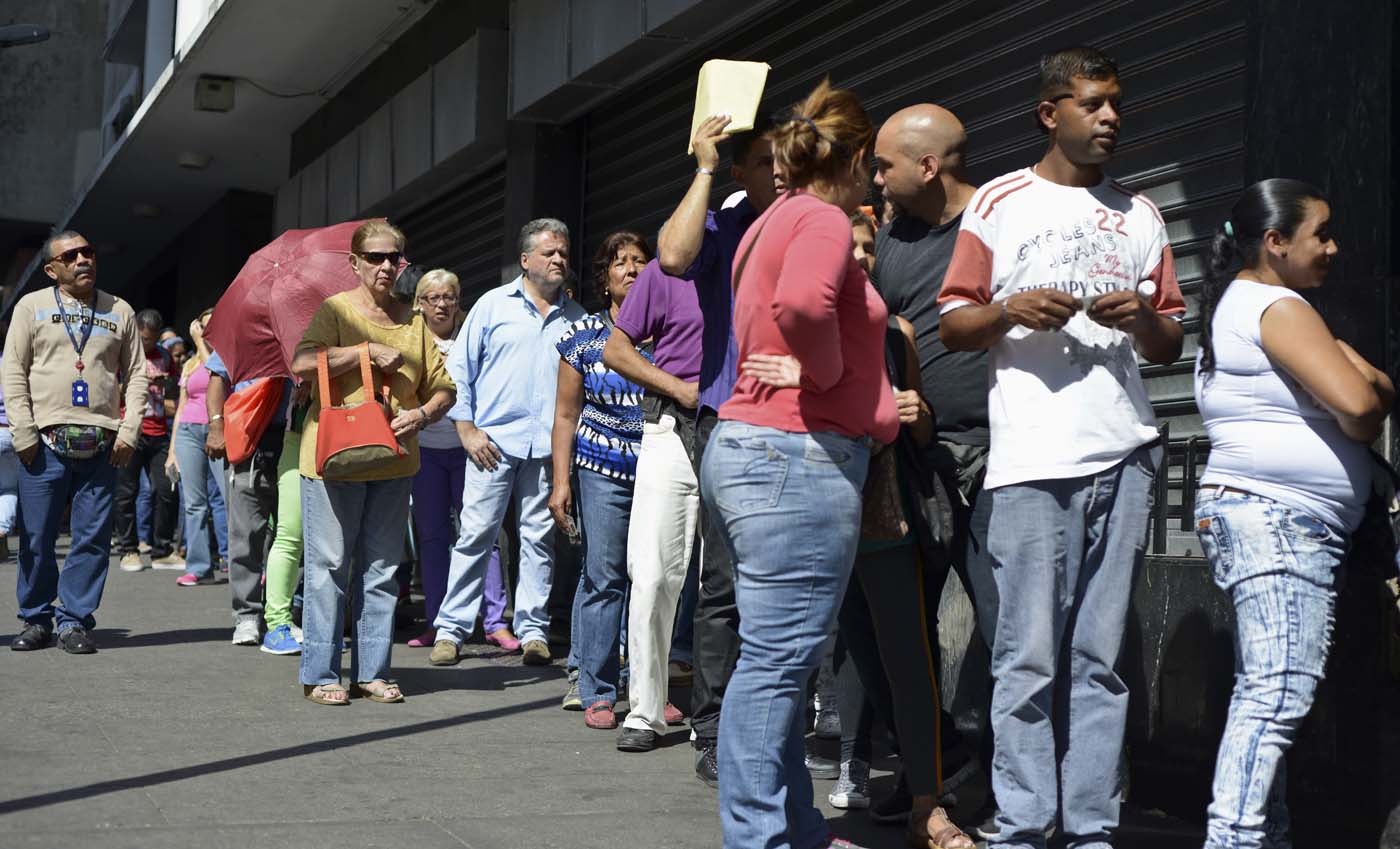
[119,552,147,572]
[828,759,870,809]
[231,620,260,646]
[290,624,304,643]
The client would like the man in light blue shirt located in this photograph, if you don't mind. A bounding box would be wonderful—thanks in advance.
[431,218,586,666]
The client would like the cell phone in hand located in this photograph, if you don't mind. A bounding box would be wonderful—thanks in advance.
[560,513,582,547]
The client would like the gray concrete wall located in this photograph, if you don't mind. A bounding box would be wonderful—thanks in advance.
[0,1,108,224]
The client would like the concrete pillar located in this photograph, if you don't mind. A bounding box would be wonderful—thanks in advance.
[142,0,175,97]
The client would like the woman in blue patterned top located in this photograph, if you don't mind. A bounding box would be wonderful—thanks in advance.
[550,229,651,729]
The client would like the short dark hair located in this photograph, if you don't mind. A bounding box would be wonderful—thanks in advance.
[42,230,86,262]
[1035,46,1118,133]
[135,309,163,332]
[1037,46,1118,101]
[730,114,774,167]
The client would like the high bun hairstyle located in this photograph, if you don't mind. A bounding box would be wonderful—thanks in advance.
[769,78,874,192]
[1198,178,1328,375]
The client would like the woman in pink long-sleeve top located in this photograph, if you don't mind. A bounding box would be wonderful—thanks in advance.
[697,78,905,849]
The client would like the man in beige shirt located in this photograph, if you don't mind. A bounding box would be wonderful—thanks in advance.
[2,231,145,654]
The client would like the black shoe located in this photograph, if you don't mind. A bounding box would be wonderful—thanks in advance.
[970,803,1001,841]
[616,727,658,753]
[695,743,719,788]
[805,752,840,779]
[58,627,97,654]
[10,622,52,651]
[869,775,912,825]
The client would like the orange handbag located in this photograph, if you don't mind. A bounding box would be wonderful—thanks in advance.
[224,376,283,465]
[313,343,405,478]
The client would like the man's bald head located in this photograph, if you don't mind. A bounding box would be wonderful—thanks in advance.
[883,104,967,171]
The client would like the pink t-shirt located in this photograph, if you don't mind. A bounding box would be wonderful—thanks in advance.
[720,191,899,443]
[180,362,213,426]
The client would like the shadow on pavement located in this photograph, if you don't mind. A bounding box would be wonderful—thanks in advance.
[0,694,561,816]
[393,661,565,696]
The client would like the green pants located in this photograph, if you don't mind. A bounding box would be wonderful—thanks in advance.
[264,428,303,629]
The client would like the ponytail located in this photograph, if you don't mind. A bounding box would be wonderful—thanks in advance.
[1198,178,1327,376]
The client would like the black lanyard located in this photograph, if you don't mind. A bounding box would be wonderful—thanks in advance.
[53,286,95,368]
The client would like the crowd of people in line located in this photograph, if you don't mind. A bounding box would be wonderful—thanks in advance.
[4,45,1395,849]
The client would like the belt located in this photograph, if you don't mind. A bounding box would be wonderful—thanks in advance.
[1206,484,1254,497]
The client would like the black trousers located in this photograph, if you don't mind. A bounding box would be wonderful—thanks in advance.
[113,431,177,556]
[688,409,740,746]
[917,440,998,779]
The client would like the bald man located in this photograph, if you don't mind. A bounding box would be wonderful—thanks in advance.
[860,103,1000,837]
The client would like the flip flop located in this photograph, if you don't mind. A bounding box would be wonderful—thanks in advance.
[350,680,404,703]
[303,683,349,705]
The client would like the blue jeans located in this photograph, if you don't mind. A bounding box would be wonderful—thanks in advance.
[173,422,226,576]
[15,441,117,632]
[701,421,869,849]
[207,454,228,561]
[0,428,19,535]
[987,443,1159,849]
[574,467,634,706]
[435,452,554,646]
[299,475,412,685]
[1196,489,1347,849]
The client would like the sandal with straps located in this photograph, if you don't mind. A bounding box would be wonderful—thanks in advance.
[907,806,974,849]
[303,683,349,705]
[350,680,404,703]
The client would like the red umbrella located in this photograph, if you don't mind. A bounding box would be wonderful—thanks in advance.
[204,220,382,383]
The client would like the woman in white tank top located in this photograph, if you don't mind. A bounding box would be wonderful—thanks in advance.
[1193,179,1393,849]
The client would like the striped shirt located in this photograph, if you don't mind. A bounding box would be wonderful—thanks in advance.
[556,313,647,481]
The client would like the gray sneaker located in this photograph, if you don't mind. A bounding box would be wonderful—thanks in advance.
[562,668,583,711]
[828,758,870,809]
[231,619,260,646]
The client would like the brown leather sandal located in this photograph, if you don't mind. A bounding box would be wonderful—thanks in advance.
[350,680,404,703]
[303,683,349,705]
[907,806,974,849]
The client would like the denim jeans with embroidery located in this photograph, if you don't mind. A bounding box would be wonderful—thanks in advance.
[1195,488,1349,849]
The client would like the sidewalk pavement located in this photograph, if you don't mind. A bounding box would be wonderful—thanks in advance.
[0,549,1202,849]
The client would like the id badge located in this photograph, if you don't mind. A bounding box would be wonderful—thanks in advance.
[72,379,89,408]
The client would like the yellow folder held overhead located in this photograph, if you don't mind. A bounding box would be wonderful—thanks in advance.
[688,60,771,154]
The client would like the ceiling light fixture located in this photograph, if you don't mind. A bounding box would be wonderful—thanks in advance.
[176,151,212,169]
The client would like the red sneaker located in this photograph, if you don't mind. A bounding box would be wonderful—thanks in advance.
[485,628,521,652]
[664,701,685,726]
[584,702,618,730]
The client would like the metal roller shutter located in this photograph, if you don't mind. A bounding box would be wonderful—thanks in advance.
[583,0,1246,555]
[395,161,508,308]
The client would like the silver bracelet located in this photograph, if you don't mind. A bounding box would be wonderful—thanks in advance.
[695,167,714,176]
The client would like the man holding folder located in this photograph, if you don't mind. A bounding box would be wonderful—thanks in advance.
[603,107,777,780]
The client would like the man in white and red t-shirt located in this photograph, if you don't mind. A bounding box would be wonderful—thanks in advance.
[939,46,1185,849]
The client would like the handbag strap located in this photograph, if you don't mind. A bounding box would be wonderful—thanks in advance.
[317,349,335,407]
[316,343,390,407]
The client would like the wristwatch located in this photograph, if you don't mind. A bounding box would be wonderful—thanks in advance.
[209,413,224,423]
[695,167,714,176]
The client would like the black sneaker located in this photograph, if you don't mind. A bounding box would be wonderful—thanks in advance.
[970,804,1001,841]
[58,627,97,654]
[10,622,52,651]
[869,776,912,825]
[805,751,840,779]
[616,727,658,753]
[695,742,719,788]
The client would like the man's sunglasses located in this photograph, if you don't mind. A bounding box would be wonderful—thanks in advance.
[49,245,95,265]
[356,251,403,267]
